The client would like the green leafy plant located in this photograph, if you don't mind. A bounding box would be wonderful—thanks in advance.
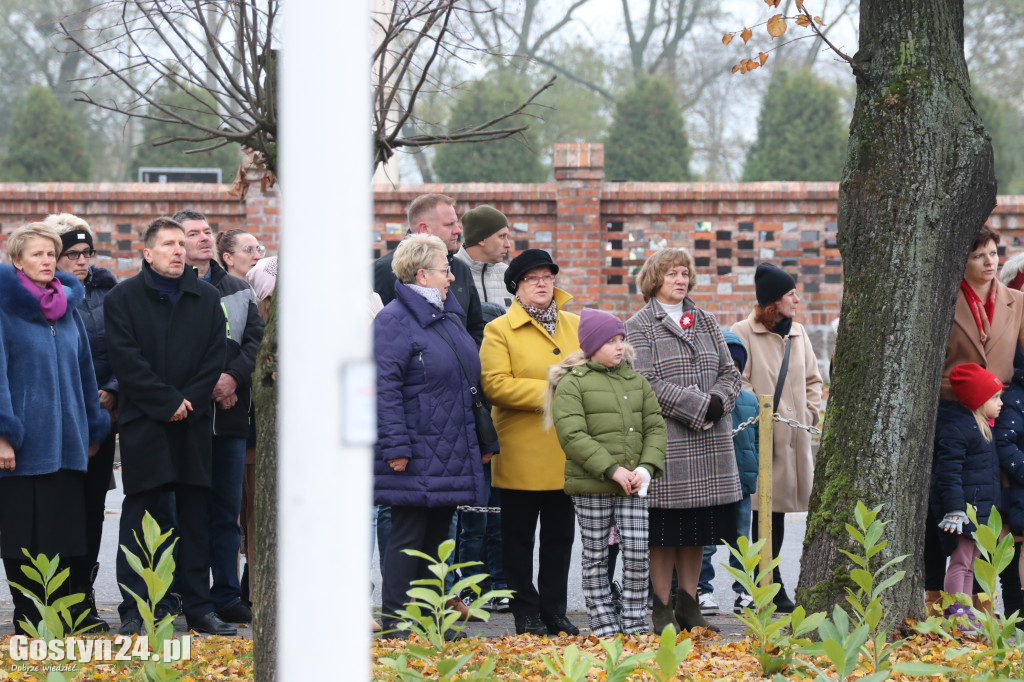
[540,643,593,682]
[643,624,694,682]
[598,636,656,682]
[376,539,512,681]
[928,505,1024,681]
[539,634,655,682]
[118,510,182,682]
[5,550,90,682]
[795,502,951,681]
[6,549,89,640]
[725,535,825,677]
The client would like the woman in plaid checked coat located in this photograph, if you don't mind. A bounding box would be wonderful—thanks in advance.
[624,248,742,633]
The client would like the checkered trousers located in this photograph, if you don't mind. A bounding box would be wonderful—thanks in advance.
[571,493,649,636]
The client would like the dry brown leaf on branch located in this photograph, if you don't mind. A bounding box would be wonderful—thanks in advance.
[759,52,769,66]
[796,0,805,10]
[741,27,752,43]
[796,15,812,27]
[767,14,787,37]
[763,0,781,6]
[731,63,743,74]
[814,15,826,25]
[723,33,734,45]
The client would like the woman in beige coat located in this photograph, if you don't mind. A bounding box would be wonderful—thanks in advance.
[732,262,822,613]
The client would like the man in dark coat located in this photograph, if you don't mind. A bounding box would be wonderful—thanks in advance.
[175,208,265,625]
[373,193,484,345]
[104,217,235,636]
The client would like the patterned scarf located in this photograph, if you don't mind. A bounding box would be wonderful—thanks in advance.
[960,279,995,342]
[518,297,558,336]
[407,283,444,311]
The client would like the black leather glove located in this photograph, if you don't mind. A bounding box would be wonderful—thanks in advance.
[705,394,724,422]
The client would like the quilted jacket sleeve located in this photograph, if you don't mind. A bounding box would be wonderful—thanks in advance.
[374,310,413,462]
[933,422,968,515]
[552,374,618,481]
[995,392,1024,486]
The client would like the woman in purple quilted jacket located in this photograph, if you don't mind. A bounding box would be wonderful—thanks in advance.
[373,234,487,636]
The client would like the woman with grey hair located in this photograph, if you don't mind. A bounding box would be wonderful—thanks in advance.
[0,223,109,635]
[373,234,486,638]
[47,213,120,632]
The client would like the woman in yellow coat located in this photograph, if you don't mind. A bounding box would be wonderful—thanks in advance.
[480,249,581,637]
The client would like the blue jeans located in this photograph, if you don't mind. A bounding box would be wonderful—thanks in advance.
[208,436,247,610]
[698,494,752,594]
[458,463,505,589]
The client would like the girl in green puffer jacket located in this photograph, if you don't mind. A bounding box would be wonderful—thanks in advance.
[544,308,667,637]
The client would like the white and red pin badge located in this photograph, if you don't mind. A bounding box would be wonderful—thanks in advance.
[680,313,694,329]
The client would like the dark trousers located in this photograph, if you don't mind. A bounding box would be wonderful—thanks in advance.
[117,484,212,621]
[5,557,74,635]
[922,511,949,591]
[750,510,786,584]
[499,488,575,620]
[380,505,455,627]
[70,431,117,597]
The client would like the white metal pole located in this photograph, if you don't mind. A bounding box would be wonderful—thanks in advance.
[279,0,372,678]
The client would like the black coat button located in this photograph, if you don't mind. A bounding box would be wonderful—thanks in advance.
[553,348,561,355]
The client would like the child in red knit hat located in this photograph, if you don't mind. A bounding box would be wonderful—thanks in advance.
[931,362,1004,619]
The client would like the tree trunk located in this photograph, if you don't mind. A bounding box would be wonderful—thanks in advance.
[796,0,996,623]
[253,292,278,682]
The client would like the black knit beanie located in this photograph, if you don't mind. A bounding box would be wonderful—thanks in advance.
[754,262,796,306]
[59,228,93,256]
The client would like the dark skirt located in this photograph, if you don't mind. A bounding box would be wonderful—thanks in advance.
[648,501,739,547]
[0,469,88,560]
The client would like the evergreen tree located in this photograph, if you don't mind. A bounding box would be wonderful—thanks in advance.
[433,69,547,183]
[604,76,692,182]
[2,86,92,181]
[974,87,1024,194]
[130,86,240,182]
[742,69,847,182]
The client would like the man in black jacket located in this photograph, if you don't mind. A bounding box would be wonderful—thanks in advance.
[105,217,235,637]
[175,209,265,625]
[373,194,484,345]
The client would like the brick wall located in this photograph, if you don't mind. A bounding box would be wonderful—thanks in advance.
[374,143,1024,375]
[0,167,279,280]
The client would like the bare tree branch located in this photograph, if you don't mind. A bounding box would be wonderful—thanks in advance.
[372,0,556,170]
[56,0,277,170]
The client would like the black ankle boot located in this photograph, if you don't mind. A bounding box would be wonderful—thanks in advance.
[71,562,110,633]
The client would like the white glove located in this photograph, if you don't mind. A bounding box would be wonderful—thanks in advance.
[938,511,969,534]
[635,467,652,497]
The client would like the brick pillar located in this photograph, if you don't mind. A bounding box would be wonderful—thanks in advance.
[553,143,604,309]
[244,162,281,254]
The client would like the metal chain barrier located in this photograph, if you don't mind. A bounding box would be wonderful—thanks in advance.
[458,412,817,515]
[731,414,759,435]
[773,413,822,435]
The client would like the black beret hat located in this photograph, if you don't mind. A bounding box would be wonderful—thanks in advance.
[504,248,560,294]
[754,262,797,306]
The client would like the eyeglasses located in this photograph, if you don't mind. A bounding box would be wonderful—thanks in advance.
[61,249,96,261]
[423,266,452,276]
[236,244,266,257]
[521,274,555,286]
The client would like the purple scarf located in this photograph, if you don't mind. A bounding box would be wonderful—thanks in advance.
[16,269,67,323]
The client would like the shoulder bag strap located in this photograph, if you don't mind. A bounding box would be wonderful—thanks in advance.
[773,336,793,412]
[432,326,485,406]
